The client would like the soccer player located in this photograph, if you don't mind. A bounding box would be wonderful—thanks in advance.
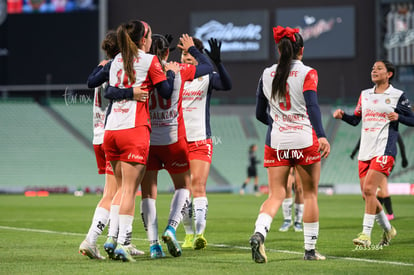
[333,60,414,248]
[239,144,261,196]
[140,33,213,258]
[79,29,149,261]
[350,133,408,220]
[78,30,119,261]
[278,166,304,232]
[104,34,213,258]
[102,20,174,262]
[250,26,330,263]
[179,37,232,250]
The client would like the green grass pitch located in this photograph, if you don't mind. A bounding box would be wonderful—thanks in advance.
[0,193,413,274]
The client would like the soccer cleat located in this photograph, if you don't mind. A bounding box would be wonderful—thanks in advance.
[353,232,371,247]
[125,243,145,256]
[249,233,267,263]
[378,226,397,247]
[386,214,395,221]
[162,226,182,257]
[304,249,326,260]
[279,219,292,232]
[193,234,207,250]
[79,239,105,260]
[114,243,136,262]
[103,236,117,259]
[294,222,303,232]
[239,189,245,195]
[182,234,194,248]
[150,243,166,259]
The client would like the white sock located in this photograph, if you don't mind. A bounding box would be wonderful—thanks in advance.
[86,207,109,245]
[117,214,133,245]
[141,198,159,245]
[168,188,190,230]
[304,222,319,250]
[375,210,391,232]
[294,203,304,224]
[362,213,376,236]
[282,198,293,221]
[107,204,120,238]
[182,198,194,235]
[194,197,208,235]
[254,213,272,240]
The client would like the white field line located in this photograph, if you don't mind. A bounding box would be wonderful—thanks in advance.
[1,225,413,267]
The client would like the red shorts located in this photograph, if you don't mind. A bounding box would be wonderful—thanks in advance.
[147,137,189,174]
[93,144,114,175]
[187,139,213,163]
[263,136,321,167]
[358,156,395,178]
[103,126,150,164]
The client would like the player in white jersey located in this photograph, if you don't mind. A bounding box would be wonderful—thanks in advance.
[249,26,330,263]
[101,20,174,262]
[333,60,414,248]
[141,34,213,258]
[78,30,119,261]
[79,30,146,261]
[104,34,214,258]
[179,37,232,249]
[350,133,408,221]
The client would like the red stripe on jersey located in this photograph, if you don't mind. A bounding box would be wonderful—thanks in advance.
[354,94,362,116]
[303,69,318,92]
[147,56,167,86]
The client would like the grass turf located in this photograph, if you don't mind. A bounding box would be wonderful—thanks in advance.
[0,193,413,274]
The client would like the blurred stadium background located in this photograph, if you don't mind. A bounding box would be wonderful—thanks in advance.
[0,0,413,194]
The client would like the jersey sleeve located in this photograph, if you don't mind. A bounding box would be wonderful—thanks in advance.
[303,69,318,92]
[179,63,196,82]
[354,94,362,117]
[148,56,167,85]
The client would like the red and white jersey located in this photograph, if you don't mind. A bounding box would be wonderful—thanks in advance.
[105,50,166,131]
[261,60,317,150]
[182,75,210,142]
[149,63,196,145]
[354,85,404,161]
[92,82,110,145]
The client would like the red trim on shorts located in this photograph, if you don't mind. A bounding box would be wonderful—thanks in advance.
[103,126,150,164]
[187,139,213,163]
[358,156,395,178]
[147,137,190,174]
[263,133,321,167]
[93,144,107,174]
[94,144,114,175]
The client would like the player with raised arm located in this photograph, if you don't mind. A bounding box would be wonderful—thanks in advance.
[102,20,174,262]
[179,37,232,250]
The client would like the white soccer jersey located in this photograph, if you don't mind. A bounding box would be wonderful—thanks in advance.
[92,82,110,145]
[354,85,404,161]
[182,75,210,142]
[149,63,196,145]
[105,50,166,131]
[261,60,316,150]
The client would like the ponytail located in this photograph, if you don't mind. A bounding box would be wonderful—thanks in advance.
[271,29,304,101]
[116,20,148,84]
[272,38,293,101]
[150,34,170,71]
